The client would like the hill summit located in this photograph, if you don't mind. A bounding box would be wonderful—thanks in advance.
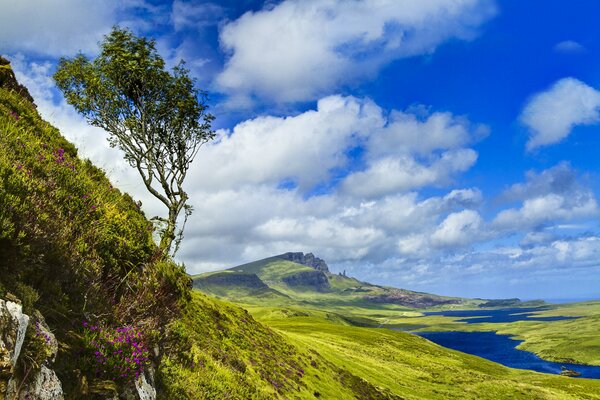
[278,252,330,273]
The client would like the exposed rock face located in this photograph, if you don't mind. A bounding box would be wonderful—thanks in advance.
[194,272,268,290]
[121,366,156,400]
[282,270,330,291]
[15,366,64,400]
[1,299,30,396]
[1,299,65,400]
[278,252,330,273]
[0,56,36,105]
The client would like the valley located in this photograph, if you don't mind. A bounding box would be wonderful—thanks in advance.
[193,252,600,398]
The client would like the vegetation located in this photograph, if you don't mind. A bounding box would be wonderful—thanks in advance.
[53,27,215,255]
[0,62,190,396]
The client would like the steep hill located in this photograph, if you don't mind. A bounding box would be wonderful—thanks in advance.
[193,252,472,310]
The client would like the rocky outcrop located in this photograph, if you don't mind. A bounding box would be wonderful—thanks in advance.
[1,298,64,400]
[1,298,30,397]
[194,272,268,290]
[282,270,330,291]
[278,252,330,273]
[0,57,36,105]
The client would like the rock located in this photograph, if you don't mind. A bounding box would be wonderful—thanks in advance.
[1,298,65,400]
[278,252,330,273]
[121,367,156,400]
[1,298,30,398]
[1,300,30,367]
[16,365,64,400]
[282,270,330,291]
[194,272,268,290]
[134,368,156,400]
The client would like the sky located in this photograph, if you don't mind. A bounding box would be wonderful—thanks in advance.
[2,0,600,300]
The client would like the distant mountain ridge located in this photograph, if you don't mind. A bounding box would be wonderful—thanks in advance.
[193,252,469,309]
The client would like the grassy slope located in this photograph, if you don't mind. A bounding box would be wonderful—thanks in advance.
[158,291,404,400]
[0,66,192,397]
[248,307,600,399]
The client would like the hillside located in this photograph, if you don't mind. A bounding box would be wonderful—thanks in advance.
[193,252,482,311]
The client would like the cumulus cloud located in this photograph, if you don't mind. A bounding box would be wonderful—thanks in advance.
[501,162,579,201]
[493,163,598,231]
[341,149,477,198]
[521,78,600,150]
[431,210,483,247]
[0,0,147,56]
[216,0,496,102]
[191,95,384,191]
[192,95,484,199]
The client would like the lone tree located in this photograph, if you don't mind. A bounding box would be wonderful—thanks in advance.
[54,27,215,256]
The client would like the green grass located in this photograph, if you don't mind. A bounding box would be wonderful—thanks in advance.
[158,291,408,399]
[251,306,600,399]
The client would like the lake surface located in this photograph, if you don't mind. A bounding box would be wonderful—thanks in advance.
[417,331,600,379]
[424,307,578,324]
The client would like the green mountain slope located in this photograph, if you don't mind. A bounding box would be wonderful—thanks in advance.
[193,253,479,312]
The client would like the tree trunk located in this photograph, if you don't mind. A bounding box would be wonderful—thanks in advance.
[159,208,177,255]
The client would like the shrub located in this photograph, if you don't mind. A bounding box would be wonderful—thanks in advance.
[83,322,150,383]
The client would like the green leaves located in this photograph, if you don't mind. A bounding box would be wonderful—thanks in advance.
[53,26,215,256]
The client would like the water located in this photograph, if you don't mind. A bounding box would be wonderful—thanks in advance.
[424,307,578,324]
[416,331,600,379]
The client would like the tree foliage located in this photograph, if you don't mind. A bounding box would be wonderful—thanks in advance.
[54,27,215,256]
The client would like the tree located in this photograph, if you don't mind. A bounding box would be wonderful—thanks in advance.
[54,27,215,257]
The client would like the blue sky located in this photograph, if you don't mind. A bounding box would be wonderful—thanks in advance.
[2,0,600,300]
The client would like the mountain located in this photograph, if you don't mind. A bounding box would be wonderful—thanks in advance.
[193,252,472,310]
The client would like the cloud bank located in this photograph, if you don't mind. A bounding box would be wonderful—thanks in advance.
[217,0,496,103]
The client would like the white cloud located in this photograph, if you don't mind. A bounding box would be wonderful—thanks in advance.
[554,40,585,54]
[216,0,496,102]
[493,193,598,231]
[521,78,600,150]
[0,0,170,57]
[0,0,118,56]
[191,95,384,191]
[431,210,483,247]
[493,164,598,231]
[341,149,477,198]
[368,110,488,158]
[501,162,578,201]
